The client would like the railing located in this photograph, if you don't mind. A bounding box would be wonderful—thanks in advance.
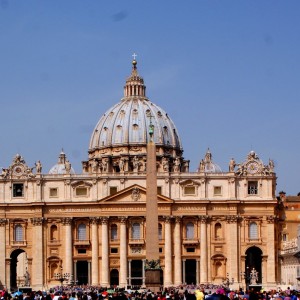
[129,238,144,245]
[12,240,27,246]
[73,239,90,246]
[183,238,199,245]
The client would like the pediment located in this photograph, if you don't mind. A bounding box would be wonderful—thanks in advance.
[179,179,200,186]
[99,184,173,204]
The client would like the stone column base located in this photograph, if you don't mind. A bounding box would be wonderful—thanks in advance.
[145,269,161,292]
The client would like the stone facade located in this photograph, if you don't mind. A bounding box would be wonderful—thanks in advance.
[0,60,281,292]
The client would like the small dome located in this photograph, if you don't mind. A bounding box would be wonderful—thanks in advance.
[198,148,222,173]
[49,151,75,175]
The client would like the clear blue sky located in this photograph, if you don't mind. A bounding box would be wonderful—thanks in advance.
[0,1,299,194]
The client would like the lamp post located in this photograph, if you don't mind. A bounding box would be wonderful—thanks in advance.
[54,267,71,288]
[222,273,234,288]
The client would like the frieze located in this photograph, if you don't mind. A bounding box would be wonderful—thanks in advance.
[174,206,204,211]
[48,208,102,213]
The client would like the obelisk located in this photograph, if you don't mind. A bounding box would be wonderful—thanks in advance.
[145,116,161,291]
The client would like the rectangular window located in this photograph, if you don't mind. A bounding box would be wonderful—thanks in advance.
[248,181,258,195]
[186,247,195,253]
[110,187,118,195]
[282,234,287,241]
[159,247,163,253]
[214,186,222,196]
[78,249,86,254]
[157,186,162,195]
[49,188,58,197]
[76,187,88,196]
[184,186,196,195]
[111,248,118,254]
[13,184,24,197]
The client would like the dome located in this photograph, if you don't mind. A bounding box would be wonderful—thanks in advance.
[49,151,75,175]
[89,60,183,156]
[198,148,222,173]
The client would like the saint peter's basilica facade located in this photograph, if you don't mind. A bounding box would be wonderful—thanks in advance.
[0,59,281,291]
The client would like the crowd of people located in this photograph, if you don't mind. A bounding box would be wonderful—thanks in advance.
[0,285,299,300]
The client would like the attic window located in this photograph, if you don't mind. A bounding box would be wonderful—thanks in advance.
[110,187,118,195]
[50,188,58,197]
[13,184,24,197]
[184,186,195,195]
[76,187,88,196]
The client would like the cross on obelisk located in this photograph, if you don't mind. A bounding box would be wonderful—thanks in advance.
[132,53,137,60]
[145,113,161,291]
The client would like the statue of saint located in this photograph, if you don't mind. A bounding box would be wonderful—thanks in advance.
[132,156,139,172]
[162,157,169,172]
[65,160,71,174]
[35,160,42,173]
[174,157,180,172]
[119,157,125,172]
[229,158,236,172]
[199,159,205,172]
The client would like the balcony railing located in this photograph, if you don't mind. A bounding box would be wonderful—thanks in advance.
[73,239,90,246]
[129,238,144,245]
[183,238,199,245]
[12,240,27,246]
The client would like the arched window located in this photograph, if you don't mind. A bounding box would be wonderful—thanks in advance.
[111,224,118,240]
[78,223,86,240]
[132,223,140,239]
[15,225,23,241]
[215,223,222,239]
[186,222,194,239]
[158,223,162,241]
[249,222,258,239]
[50,225,58,241]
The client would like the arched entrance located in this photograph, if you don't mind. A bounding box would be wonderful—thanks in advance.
[245,246,262,287]
[10,249,28,291]
[110,269,119,286]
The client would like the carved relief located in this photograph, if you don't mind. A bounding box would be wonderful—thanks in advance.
[131,187,141,201]
[31,217,44,226]
[0,219,7,226]
[61,218,72,225]
[90,217,100,225]
[235,151,275,176]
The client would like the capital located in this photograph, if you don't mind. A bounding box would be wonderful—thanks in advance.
[61,217,73,225]
[30,217,44,226]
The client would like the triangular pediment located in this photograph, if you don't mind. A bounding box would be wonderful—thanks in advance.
[98,184,173,204]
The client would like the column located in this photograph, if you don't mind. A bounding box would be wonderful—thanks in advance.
[266,216,276,285]
[101,217,109,287]
[142,259,145,286]
[91,217,99,285]
[128,260,132,286]
[226,216,239,284]
[164,217,173,286]
[174,217,182,285]
[0,219,6,289]
[200,216,208,283]
[62,218,73,275]
[119,217,128,288]
[31,217,44,290]
[182,259,186,284]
